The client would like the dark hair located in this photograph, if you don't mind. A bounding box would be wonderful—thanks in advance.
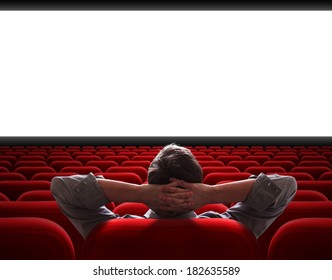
[148,143,203,184]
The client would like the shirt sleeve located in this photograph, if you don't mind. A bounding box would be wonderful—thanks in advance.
[199,173,297,238]
[51,173,119,239]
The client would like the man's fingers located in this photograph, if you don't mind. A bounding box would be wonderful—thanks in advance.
[159,202,194,212]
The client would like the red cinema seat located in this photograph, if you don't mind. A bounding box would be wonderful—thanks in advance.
[245,156,271,165]
[293,190,329,201]
[60,166,102,174]
[18,155,46,162]
[72,152,94,159]
[106,166,148,183]
[17,190,54,201]
[195,156,215,161]
[0,156,16,166]
[0,166,9,173]
[268,218,332,260]
[258,201,332,259]
[195,203,228,215]
[0,173,26,181]
[273,156,299,165]
[121,160,151,169]
[245,166,286,175]
[86,160,118,172]
[228,161,260,172]
[262,161,296,172]
[0,217,75,260]
[50,160,83,172]
[103,156,130,165]
[75,155,101,165]
[298,160,331,168]
[216,156,242,165]
[117,152,138,159]
[0,192,9,201]
[0,201,85,259]
[198,161,225,167]
[0,180,50,201]
[204,172,251,185]
[208,152,230,159]
[84,218,260,260]
[319,171,332,181]
[0,161,13,171]
[14,166,56,180]
[231,151,251,159]
[291,166,331,181]
[113,203,229,217]
[297,180,332,200]
[301,155,327,161]
[131,156,155,162]
[31,172,77,181]
[113,202,149,216]
[97,172,142,184]
[95,151,116,159]
[202,166,240,178]
[47,156,73,165]
[14,160,48,168]
[279,172,314,181]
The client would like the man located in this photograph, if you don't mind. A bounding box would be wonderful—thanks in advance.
[51,143,297,239]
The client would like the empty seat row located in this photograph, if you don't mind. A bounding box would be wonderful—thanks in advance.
[1,216,332,260]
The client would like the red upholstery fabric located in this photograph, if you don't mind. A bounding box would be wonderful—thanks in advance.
[106,166,148,182]
[121,160,151,169]
[17,190,54,201]
[0,180,50,201]
[50,160,83,172]
[0,201,85,259]
[268,218,332,260]
[262,160,296,172]
[291,166,331,180]
[258,201,332,259]
[0,217,75,260]
[0,173,26,181]
[319,171,332,180]
[86,160,118,172]
[14,166,56,180]
[228,161,260,172]
[60,166,102,174]
[245,166,287,175]
[96,172,142,184]
[297,180,332,200]
[293,190,329,201]
[113,202,149,216]
[204,172,251,184]
[84,218,260,260]
[0,192,9,201]
[202,166,240,178]
[31,172,77,181]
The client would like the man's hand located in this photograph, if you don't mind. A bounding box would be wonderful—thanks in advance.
[159,178,212,211]
[141,181,194,216]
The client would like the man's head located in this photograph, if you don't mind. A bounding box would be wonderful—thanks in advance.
[147,143,203,217]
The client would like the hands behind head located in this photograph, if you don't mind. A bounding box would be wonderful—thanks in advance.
[142,178,211,217]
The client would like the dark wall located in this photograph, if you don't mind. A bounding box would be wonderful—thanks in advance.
[0,137,331,147]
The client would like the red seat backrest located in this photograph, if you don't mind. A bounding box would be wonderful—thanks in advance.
[0,180,51,201]
[258,201,332,259]
[268,218,332,260]
[84,218,260,260]
[0,217,75,260]
[0,201,85,259]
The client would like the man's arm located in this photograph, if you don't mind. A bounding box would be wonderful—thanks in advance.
[51,173,194,238]
[160,178,256,210]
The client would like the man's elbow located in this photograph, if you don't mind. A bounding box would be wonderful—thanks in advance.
[286,175,297,196]
[50,177,63,197]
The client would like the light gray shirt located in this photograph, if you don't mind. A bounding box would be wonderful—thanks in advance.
[51,172,297,239]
